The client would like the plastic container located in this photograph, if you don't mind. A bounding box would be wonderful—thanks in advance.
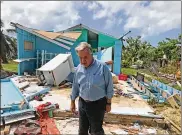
[118,74,128,81]
[48,110,53,118]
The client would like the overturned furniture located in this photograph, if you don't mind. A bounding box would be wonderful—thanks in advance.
[37,54,74,86]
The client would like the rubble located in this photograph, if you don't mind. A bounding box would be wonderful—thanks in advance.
[1,78,35,125]
[1,66,180,134]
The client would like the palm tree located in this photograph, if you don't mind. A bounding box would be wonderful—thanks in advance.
[0,20,17,63]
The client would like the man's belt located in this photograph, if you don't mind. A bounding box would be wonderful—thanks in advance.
[81,97,106,103]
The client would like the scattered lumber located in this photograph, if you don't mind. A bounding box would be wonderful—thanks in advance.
[167,94,180,109]
[164,117,181,134]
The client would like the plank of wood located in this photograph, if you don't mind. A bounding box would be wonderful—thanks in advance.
[174,94,181,102]
[165,117,181,132]
[167,95,180,108]
[53,117,70,120]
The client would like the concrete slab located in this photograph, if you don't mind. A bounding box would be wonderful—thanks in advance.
[29,88,154,116]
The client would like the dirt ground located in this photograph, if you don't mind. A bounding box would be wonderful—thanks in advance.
[51,85,151,109]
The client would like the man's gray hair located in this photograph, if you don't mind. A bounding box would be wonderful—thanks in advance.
[75,42,92,54]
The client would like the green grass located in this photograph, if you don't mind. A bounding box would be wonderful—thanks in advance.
[173,84,181,91]
[2,61,18,73]
[139,69,156,77]
[121,68,138,76]
[122,67,181,90]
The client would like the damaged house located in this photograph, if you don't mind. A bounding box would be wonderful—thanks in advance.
[11,22,123,77]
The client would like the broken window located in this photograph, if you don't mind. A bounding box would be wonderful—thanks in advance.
[24,41,33,50]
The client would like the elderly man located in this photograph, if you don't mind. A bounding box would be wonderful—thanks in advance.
[70,42,114,135]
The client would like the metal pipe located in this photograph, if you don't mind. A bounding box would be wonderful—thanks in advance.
[41,50,44,66]
[36,50,39,68]
[119,31,131,40]
[44,50,47,64]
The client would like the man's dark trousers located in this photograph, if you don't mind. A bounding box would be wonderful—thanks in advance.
[78,97,107,135]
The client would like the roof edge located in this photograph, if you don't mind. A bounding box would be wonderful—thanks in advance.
[10,22,71,50]
[59,23,119,39]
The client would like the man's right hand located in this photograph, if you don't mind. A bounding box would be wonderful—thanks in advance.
[70,101,76,113]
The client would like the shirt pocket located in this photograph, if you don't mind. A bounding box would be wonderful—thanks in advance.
[79,83,88,94]
[92,73,105,86]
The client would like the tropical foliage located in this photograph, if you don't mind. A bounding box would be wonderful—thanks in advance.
[122,34,181,68]
[0,20,17,63]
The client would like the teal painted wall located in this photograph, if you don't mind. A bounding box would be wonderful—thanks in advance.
[16,28,88,75]
[98,33,117,48]
[70,29,88,66]
[88,40,97,49]
[16,28,36,75]
[113,40,122,75]
[35,36,68,53]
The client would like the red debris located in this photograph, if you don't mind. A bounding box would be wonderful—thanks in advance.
[36,102,60,134]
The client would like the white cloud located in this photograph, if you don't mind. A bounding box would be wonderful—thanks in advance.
[86,1,181,37]
[87,2,99,11]
[1,1,81,32]
[124,1,181,37]
[104,17,115,29]
[86,1,143,29]
[104,17,122,30]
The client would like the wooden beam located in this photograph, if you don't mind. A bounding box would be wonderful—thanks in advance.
[164,117,181,133]
[53,110,165,128]
[167,95,180,108]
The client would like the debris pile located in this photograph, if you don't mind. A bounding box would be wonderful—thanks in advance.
[1,59,180,134]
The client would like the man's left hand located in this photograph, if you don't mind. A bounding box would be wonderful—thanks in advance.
[106,105,111,113]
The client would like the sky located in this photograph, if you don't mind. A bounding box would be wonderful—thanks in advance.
[1,1,181,46]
